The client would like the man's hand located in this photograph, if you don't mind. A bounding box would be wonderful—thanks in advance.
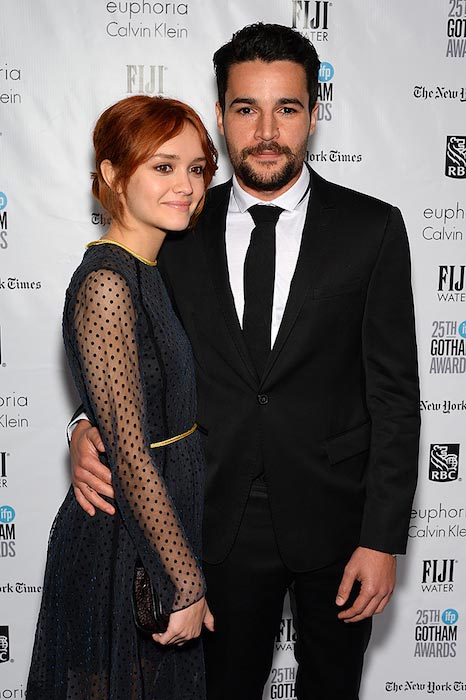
[154,597,215,646]
[70,420,115,516]
[335,546,396,623]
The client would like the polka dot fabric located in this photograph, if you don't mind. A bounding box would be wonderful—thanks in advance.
[27,244,206,699]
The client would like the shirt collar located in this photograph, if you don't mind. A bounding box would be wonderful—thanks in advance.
[231,166,310,214]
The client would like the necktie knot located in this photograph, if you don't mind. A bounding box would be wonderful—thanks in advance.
[248,204,284,227]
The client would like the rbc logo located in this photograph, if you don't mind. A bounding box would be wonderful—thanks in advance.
[0,506,15,523]
[318,62,334,82]
[0,193,7,211]
[442,608,459,625]
[0,626,9,663]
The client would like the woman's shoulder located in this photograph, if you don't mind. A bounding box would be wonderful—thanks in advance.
[65,244,139,312]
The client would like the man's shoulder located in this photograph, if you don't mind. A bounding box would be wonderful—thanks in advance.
[311,167,396,217]
[204,179,232,207]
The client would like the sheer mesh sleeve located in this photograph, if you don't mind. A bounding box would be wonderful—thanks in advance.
[72,268,205,614]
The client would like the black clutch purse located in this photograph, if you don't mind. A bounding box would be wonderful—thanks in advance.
[132,560,170,635]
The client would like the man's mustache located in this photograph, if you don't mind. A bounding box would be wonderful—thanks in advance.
[240,142,294,159]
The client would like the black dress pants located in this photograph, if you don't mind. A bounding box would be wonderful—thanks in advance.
[202,480,372,700]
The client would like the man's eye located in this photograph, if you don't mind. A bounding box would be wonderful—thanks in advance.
[238,107,253,115]
[281,107,297,114]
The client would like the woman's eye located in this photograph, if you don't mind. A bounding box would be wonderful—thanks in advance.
[190,166,204,176]
[154,164,172,173]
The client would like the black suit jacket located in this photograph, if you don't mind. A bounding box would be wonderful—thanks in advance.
[159,167,420,570]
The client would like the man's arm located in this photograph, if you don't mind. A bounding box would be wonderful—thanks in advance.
[70,420,115,516]
[335,206,420,621]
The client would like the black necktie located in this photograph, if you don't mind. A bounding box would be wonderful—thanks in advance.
[243,205,284,377]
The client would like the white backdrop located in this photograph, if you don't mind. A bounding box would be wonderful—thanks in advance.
[1,1,466,697]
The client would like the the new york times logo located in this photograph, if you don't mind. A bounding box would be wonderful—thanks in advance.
[0,626,9,663]
[422,559,456,593]
[445,136,466,178]
[429,444,460,482]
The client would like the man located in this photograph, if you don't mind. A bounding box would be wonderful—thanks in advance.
[70,23,420,700]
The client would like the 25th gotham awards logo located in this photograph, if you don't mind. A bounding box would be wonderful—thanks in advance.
[0,192,7,250]
[414,608,459,658]
[429,444,460,482]
[429,320,466,373]
[0,505,15,558]
[291,1,331,42]
[445,136,466,178]
[446,1,466,57]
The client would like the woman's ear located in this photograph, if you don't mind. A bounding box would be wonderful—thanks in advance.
[100,159,118,190]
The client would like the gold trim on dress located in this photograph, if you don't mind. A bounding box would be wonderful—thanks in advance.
[150,423,198,448]
[86,239,157,266]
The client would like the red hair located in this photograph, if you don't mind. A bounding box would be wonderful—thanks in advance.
[92,95,218,226]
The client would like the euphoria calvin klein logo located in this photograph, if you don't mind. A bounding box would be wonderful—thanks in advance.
[429,444,460,482]
[0,626,9,663]
[126,65,166,95]
[445,136,466,178]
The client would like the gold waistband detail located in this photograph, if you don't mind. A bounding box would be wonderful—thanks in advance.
[150,423,197,448]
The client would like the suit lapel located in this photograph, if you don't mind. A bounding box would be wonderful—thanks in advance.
[261,168,336,383]
[199,182,259,384]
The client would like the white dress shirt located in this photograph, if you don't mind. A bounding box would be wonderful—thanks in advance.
[226,166,310,346]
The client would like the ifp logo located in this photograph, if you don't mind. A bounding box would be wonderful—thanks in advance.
[0,506,15,524]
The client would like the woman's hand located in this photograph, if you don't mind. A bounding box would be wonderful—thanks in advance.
[154,597,214,645]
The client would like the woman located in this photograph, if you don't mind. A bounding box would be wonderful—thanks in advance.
[27,95,218,700]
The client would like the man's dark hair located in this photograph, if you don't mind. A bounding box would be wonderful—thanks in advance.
[213,23,320,113]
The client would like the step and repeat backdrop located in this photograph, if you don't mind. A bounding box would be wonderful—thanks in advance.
[1,0,466,697]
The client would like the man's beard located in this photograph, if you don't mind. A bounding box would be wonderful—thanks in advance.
[227,140,307,192]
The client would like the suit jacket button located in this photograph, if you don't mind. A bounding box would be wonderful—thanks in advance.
[257,394,269,405]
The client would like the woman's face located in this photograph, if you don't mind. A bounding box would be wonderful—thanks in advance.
[122,123,207,234]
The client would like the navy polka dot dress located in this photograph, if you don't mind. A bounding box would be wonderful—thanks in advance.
[27,242,206,699]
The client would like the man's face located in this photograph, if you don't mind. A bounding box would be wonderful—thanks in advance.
[216,60,317,199]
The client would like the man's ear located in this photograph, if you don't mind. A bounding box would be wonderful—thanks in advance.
[309,103,318,136]
[215,101,225,136]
